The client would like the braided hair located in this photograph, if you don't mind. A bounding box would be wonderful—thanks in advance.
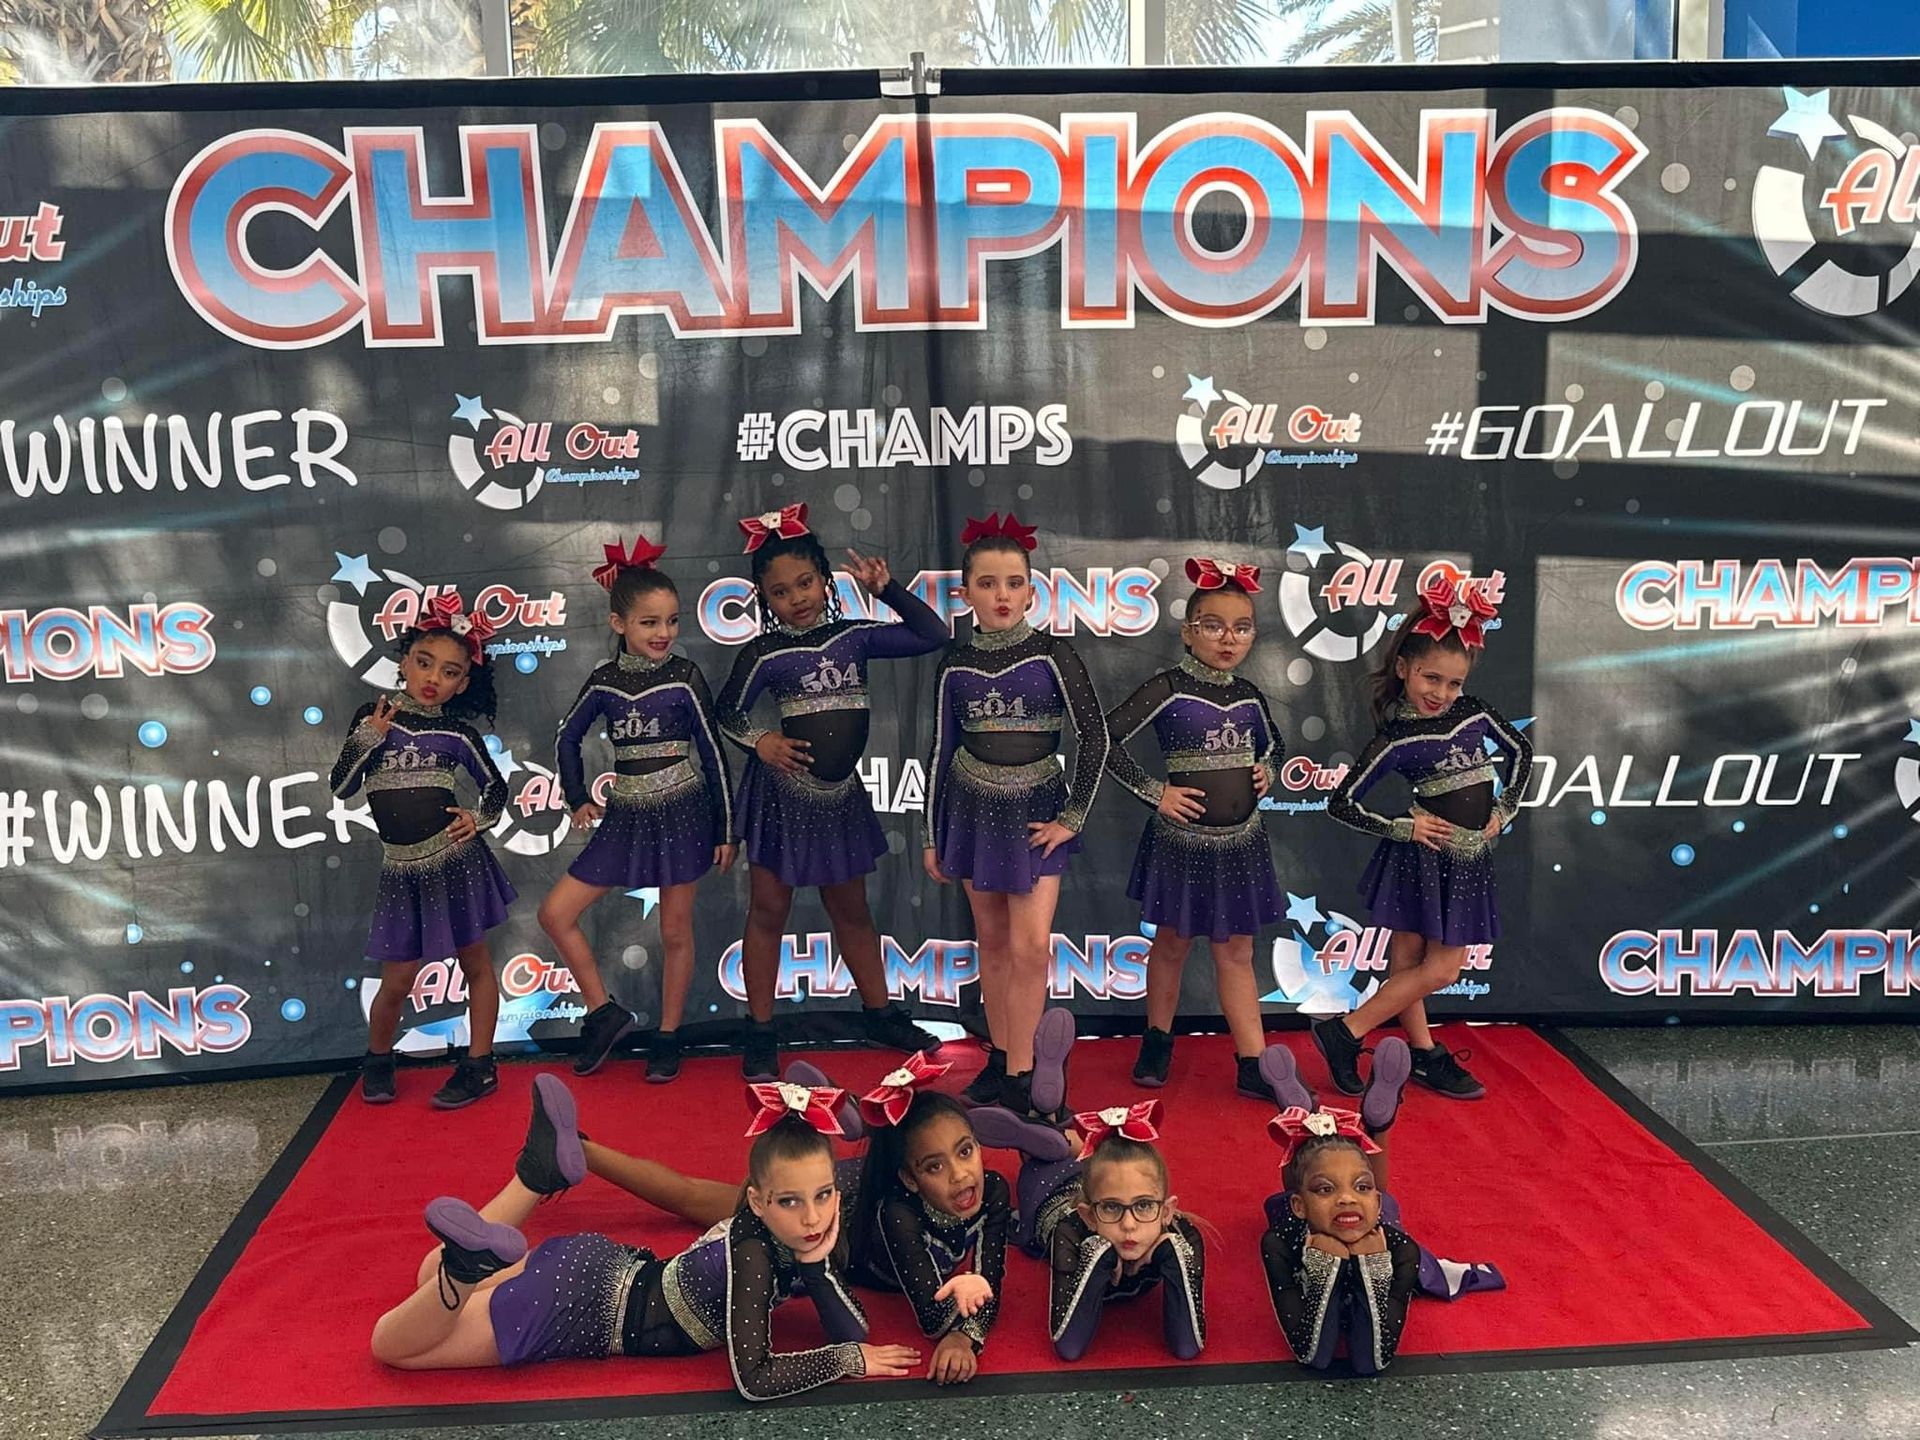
[750,530,845,632]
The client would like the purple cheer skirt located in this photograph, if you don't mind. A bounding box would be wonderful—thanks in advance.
[735,758,885,888]
[1127,810,1282,942]
[935,751,1078,895]
[1358,835,1501,946]
[489,1234,655,1366]
[364,829,517,964]
[568,763,717,890]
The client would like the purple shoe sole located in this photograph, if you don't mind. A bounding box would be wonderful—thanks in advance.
[1028,1009,1075,1116]
[1362,1037,1413,1133]
[424,1197,528,1267]
[1257,1044,1317,1113]
[782,1060,866,1140]
[968,1104,1074,1162]
[532,1073,587,1187]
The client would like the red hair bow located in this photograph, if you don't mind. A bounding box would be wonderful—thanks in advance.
[959,512,1038,552]
[738,503,811,553]
[421,589,497,662]
[1185,556,1262,594]
[1409,575,1498,650]
[1070,1099,1163,1160]
[857,1050,953,1129]
[593,533,667,592]
[744,1081,849,1139]
[1266,1106,1381,1167]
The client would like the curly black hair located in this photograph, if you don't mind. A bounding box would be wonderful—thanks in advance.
[391,626,498,725]
[749,530,845,631]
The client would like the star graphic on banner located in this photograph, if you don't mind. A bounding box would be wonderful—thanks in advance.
[1767,87,1846,160]
[453,394,490,429]
[1483,717,1535,757]
[331,552,379,596]
[1906,718,1920,746]
[492,747,522,781]
[1183,374,1221,407]
[1284,891,1325,931]
[1288,524,1333,565]
[627,887,661,917]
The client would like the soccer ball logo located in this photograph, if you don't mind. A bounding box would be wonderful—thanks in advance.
[1753,90,1920,318]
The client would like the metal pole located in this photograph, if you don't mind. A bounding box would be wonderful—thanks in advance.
[479,0,513,77]
[1390,0,1416,59]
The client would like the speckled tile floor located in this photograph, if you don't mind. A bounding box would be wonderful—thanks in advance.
[7,1024,1917,1440]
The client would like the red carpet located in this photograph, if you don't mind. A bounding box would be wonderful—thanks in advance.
[104,1027,1905,1434]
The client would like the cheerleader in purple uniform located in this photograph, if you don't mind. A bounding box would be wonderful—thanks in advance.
[1105,558,1285,1099]
[716,504,946,1079]
[329,592,517,1111]
[922,514,1107,1119]
[1316,578,1533,1102]
[536,535,736,1084]
[369,1078,921,1398]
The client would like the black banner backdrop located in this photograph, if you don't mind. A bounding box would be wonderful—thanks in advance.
[4,62,1919,1089]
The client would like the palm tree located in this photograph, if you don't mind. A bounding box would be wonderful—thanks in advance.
[1265,0,1437,64]
[1,0,1277,82]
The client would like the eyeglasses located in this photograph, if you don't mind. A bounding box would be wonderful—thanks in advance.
[1186,619,1257,640]
[1090,1197,1168,1224]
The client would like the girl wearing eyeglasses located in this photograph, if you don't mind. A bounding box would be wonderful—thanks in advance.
[970,1090,1205,1363]
[1103,558,1286,1097]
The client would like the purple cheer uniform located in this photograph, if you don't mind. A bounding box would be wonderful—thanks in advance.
[1325,695,1534,946]
[1105,655,1286,942]
[716,580,948,888]
[329,696,517,964]
[487,1204,870,1400]
[554,651,733,889]
[923,620,1108,894]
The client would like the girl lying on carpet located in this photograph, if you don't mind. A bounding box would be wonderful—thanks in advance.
[968,1011,1208,1363]
[368,1076,919,1400]
[1258,1037,1505,1375]
[564,1050,1015,1387]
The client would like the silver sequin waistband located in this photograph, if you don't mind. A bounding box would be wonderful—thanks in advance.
[659,1252,722,1350]
[608,760,702,801]
[380,825,473,866]
[604,1250,652,1358]
[767,763,864,799]
[612,740,690,763]
[1409,803,1496,858]
[365,768,456,795]
[953,748,1061,791]
[1151,809,1266,844]
[777,694,868,719]
[1413,765,1496,798]
[1166,751,1256,774]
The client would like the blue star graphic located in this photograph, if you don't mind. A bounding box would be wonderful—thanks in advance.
[626,886,660,917]
[492,747,521,782]
[1182,374,1221,407]
[1511,716,1535,731]
[453,394,490,430]
[1284,891,1325,931]
[1906,718,1920,746]
[1768,87,1846,160]
[331,552,379,596]
[1288,524,1333,565]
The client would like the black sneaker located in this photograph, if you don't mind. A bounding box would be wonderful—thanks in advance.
[1410,1040,1486,1100]
[862,1002,943,1055]
[361,1051,397,1105]
[646,1030,682,1084]
[424,1196,527,1307]
[1133,1027,1174,1088]
[516,1073,586,1197]
[742,1020,778,1082]
[963,1047,1007,1106]
[573,999,637,1077]
[431,1054,498,1110]
[1311,1016,1366,1096]
[1234,1054,1273,1101]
